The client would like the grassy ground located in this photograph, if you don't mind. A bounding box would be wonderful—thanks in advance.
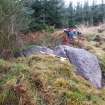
[0,54,105,105]
[1,24,105,105]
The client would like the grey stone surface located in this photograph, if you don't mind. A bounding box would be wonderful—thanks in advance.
[14,45,102,88]
[54,45,102,88]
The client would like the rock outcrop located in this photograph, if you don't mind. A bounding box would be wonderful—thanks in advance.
[14,45,102,88]
[54,45,102,88]
[14,46,54,57]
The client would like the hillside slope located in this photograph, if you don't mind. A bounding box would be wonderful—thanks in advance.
[0,54,105,105]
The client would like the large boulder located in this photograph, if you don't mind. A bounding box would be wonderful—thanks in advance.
[14,45,102,88]
[14,46,54,57]
[54,45,102,88]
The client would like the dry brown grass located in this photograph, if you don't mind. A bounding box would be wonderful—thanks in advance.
[0,54,105,105]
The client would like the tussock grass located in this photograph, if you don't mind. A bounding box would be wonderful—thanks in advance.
[0,54,105,105]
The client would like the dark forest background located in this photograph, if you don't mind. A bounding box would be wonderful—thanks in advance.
[25,0,105,31]
[0,0,105,55]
